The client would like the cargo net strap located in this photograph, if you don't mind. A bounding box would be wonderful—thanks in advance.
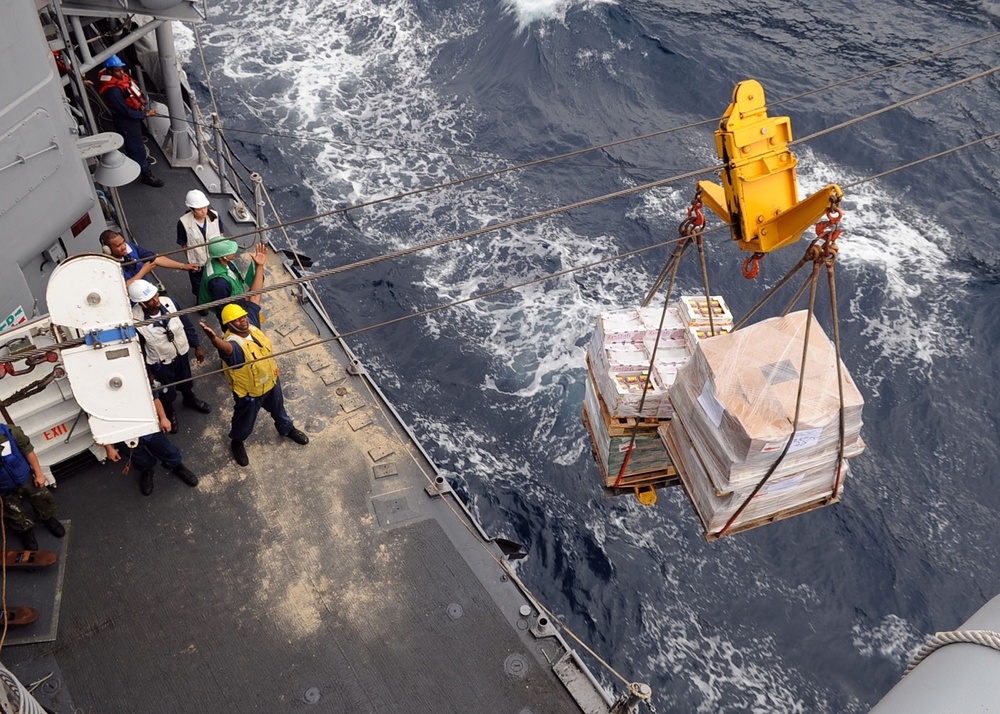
[715,192,846,536]
[905,629,1000,675]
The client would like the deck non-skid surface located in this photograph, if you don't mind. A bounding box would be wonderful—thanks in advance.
[3,143,583,712]
[33,472,570,711]
[0,522,70,647]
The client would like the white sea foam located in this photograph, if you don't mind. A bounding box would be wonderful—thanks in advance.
[852,614,924,664]
[796,148,970,387]
[203,0,477,229]
[501,0,616,29]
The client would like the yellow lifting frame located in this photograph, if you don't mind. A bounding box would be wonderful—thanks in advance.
[697,79,843,254]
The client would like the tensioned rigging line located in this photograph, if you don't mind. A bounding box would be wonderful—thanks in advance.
[18,53,1000,362]
[137,31,1000,258]
[22,123,1000,366]
[129,165,724,329]
[153,230,707,391]
[125,54,1000,279]
[10,114,988,375]
[841,130,1000,189]
[790,63,1000,146]
[175,31,1000,165]
[120,162,727,282]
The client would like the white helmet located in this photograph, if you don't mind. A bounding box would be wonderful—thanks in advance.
[128,279,158,303]
[185,189,210,209]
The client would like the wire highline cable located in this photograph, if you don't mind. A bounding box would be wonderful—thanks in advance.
[154,230,704,393]
[175,31,1000,161]
[127,57,1000,274]
[19,123,998,365]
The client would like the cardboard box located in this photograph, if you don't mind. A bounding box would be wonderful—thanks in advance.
[679,295,734,327]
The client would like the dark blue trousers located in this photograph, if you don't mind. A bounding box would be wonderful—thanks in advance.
[154,353,195,416]
[187,269,203,302]
[112,115,149,172]
[228,377,293,442]
[118,431,182,472]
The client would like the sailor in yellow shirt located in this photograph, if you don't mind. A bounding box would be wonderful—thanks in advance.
[200,244,308,467]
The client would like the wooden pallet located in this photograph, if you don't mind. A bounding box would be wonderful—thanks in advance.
[702,494,840,541]
[583,406,677,489]
[661,421,838,540]
[602,474,679,498]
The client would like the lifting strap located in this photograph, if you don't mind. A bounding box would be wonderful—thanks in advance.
[717,194,847,536]
[615,190,716,498]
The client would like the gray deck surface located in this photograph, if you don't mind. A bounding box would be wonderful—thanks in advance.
[2,142,596,712]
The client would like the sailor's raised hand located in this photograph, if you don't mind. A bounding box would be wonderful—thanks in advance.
[251,243,267,266]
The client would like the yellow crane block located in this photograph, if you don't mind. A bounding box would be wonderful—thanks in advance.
[697,80,842,254]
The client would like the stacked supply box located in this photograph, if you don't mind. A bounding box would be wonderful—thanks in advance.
[660,418,851,537]
[586,296,732,420]
[661,310,865,538]
[587,307,678,419]
[582,364,676,487]
[679,295,734,353]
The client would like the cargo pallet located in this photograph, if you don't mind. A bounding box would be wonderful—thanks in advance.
[582,406,678,491]
[661,421,838,540]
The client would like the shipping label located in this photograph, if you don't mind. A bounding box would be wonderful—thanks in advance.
[697,382,725,428]
[788,428,823,454]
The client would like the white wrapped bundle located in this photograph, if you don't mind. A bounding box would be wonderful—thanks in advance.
[671,310,864,490]
[662,417,847,536]
[678,295,734,328]
[662,310,865,537]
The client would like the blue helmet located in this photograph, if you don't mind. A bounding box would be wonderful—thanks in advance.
[104,55,126,68]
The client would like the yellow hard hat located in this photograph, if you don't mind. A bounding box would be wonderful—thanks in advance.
[221,303,248,325]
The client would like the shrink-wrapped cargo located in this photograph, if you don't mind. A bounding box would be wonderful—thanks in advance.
[663,310,865,538]
[662,416,846,536]
[587,310,673,419]
[586,298,730,419]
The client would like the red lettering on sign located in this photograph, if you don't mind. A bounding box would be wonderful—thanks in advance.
[43,423,68,441]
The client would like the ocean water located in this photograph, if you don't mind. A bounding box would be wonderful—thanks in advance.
[186,2,1000,711]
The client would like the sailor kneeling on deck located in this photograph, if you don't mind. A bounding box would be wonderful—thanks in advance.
[0,423,65,551]
[199,244,309,467]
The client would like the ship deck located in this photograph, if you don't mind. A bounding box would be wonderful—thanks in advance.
[2,147,609,712]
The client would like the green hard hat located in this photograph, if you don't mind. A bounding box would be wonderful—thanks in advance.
[208,238,239,258]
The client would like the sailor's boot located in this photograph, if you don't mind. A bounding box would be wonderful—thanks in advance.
[231,440,249,467]
[140,171,164,188]
[43,517,65,538]
[140,469,155,496]
[172,464,199,487]
[182,395,211,414]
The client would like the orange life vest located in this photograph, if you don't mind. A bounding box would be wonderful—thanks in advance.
[97,70,146,111]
